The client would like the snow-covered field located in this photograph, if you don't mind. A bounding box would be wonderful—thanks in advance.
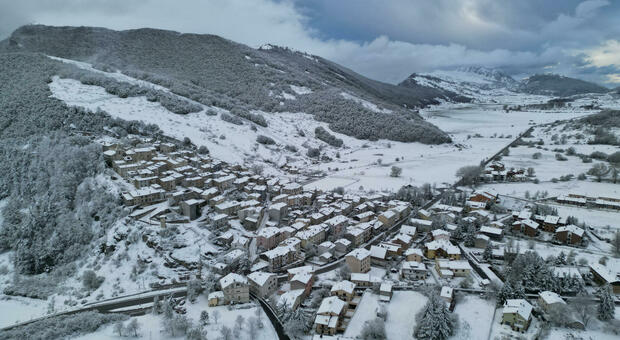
[0,296,47,328]
[450,295,496,340]
[344,290,427,340]
[70,295,276,340]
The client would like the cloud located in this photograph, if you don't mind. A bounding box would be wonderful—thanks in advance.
[0,0,618,85]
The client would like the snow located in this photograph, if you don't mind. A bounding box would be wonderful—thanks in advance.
[344,290,428,339]
[70,295,276,340]
[340,92,392,114]
[0,295,47,328]
[290,85,312,95]
[450,295,495,340]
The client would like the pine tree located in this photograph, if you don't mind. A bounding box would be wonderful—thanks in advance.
[415,293,454,340]
[597,285,615,320]
[482,244,492,261]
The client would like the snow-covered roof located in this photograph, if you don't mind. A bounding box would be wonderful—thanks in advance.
[480,226,503,235]
[291,273,313,285]
[556,224,584,237]
[440,286,453,299]
[208,291,224,300]
[503,299,532,320]
[410,218,432,226]
[317,296,347,315]
[346,248,371,260]
[370,245,387,259]
[400,225,417,236]
[247,271,275,286]
[402,261,426,271]
[219,273,247,289]
[331,280,356,294]
[590,263,619,283]
[538,291,565,305]
[404,248,423,257]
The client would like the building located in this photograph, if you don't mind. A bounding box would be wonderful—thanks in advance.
[424,239,460,260]
[512,219,539,237]
[379,283,393,302]
[555,225,584,245]
[440,286,455,310]
[208,291,225,306]
[330,280,356,302]
[247,271,278,298]
[590,264,620,294]
[314,296,347,335]
[404,248,423,262]
[401,261,427,280]
[345,248,371,273]
[538,291,565,313]
[219,273,250,304]
[435,259,472,277]
[291,273,314,297]
[370,245,388,267]
[501,299,532,332]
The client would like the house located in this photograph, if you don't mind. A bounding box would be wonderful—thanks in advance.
[334,238,352,253]
[219,273,250,304]
[401,261,427,280]
[440,286,455,310]
[424,239,460,260]
[410,218,433,232]
[399,225,417,238]
[370,245,388,267]
[256,227,282,250]
[378,210,398,228]
[404,248,423,262]
[291,273,314,297]
[590,264,620,294]
[260,245,297,271]
[350,273,381,288]
[208,291,225,306]
[247,272,278,298]
[501,299,533,332]
[435,259,472,277]
[474,234,490,248]
[479,226,504,240]
[469,190,498,204]
[269,202,288,222]
[538,291,565,313]
[379,283,393,302]
[330,280,356,302]
[318,241,336,255]
[555,225,584,245]
[314,296,347,335]
[431,229,450,241]
[345,248,371,273]
[512,219,539,237]
[278,289,305,311]
[180,199,202,220]
[542,215,561,232]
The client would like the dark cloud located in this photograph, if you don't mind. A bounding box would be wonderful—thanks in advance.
[0,0,618,86]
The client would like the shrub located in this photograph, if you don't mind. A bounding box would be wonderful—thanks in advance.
[82,270,105,290]
[220,113,243,125]
[555,154,567,161]
[256,135,275,145]
[590,151,608,160]
[532,152,542,159]
[390,166,402,178]
[608,151,620,164]
[307,147,320,158]
[284,144,297,152]
[566,147,576,155]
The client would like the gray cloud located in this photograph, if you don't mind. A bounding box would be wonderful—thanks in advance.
[0,0,618,86]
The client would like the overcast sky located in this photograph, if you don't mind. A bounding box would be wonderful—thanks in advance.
[1,0,619,86]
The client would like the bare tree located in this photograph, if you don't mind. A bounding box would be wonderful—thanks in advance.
[212,310,220,324]
[126,318,140,337]
[571,295,595,328]
[247,317,259,340]
[588,163,610,182]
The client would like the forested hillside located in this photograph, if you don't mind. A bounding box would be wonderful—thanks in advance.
[0,53,158,279]
[1,25,459,144]
[517,74,609,97]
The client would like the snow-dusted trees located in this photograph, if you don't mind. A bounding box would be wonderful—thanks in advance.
[360,317,387,340]
[456,165,482,185]
[390,166,402,178]
[496,281,525,306]
[414,292,455,340]
[186,278,203,303]
[283,308,313,337]
[0,311,126,339]
[588,163,610,182]
[256,135,276,145]
[597,285,615,321]
[315,126,343,147]
[82,270,105,290]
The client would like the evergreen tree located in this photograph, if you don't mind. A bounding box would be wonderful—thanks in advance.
[482,244,492,261]
[414,293,454,340]
[597,285,615,320]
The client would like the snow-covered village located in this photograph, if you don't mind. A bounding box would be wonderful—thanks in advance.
[1,2,620,340]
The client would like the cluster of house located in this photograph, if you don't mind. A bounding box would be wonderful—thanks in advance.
[480,161,530,182]
[510,208,584,245]
[557,193,620,211]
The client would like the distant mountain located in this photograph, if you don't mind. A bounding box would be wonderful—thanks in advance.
[517,74,608,97]
[0,25,467,144]
[399,66,517,99]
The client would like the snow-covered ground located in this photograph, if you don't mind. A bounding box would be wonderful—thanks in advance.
[0,295,47,328]
[70,295,276,340]
[450,295,496,340]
